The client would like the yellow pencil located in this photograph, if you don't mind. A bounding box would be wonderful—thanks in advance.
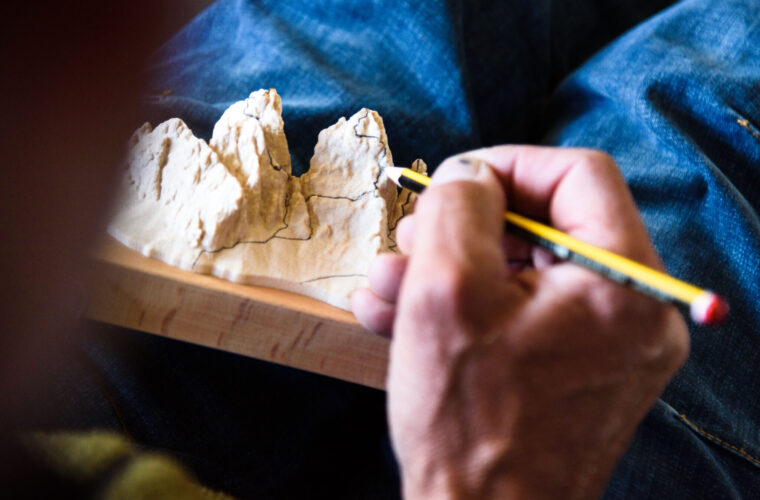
[385,166,729,326]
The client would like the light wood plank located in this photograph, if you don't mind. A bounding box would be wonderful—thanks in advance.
[86,237,389,389]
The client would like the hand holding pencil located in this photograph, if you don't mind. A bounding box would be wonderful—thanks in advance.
[384,160,728,327]
[352,146,692,499]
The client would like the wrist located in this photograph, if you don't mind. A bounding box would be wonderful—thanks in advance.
[402,471,523,500]
[400,446,521,500]
[400,446,604,500]
[401,464,468,500]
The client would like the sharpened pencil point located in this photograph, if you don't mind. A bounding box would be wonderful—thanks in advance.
[385,166,404,185]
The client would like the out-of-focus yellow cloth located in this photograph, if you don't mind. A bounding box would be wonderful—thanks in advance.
[23,431,234,499]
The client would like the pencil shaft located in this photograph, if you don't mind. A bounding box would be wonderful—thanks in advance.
[503,212,702,305]
[389,166,705,309]
[506,224,676,304]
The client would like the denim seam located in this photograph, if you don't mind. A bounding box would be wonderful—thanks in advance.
[676,413,760,468]
[736,118,760,144]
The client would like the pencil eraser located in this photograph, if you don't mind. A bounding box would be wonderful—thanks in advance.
[690,291,729,326]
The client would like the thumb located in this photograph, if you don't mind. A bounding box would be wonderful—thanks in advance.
[397,157,508,332]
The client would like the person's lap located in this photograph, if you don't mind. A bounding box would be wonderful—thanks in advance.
[41,0,759,497]
[544,2,760,495]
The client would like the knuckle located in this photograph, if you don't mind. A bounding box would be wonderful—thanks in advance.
[573,149,620,177]
[638,301,675,341]
[589,280,690,367]
[578,148,616,168]
[628,303,691,375]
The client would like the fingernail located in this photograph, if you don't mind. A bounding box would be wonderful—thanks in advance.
[431,157,488,185]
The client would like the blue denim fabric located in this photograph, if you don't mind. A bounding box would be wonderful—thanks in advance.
[64,0,759,497]
[144,0,678,173]
[545,3,760,496]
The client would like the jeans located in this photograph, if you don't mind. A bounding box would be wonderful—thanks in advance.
[53,0,760,497]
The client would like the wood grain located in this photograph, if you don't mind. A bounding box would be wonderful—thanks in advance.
[86,237,389,389]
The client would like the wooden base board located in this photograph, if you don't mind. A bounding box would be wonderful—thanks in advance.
[86,237,389,389]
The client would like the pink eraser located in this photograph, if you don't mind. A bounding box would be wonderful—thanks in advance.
[690,291,729,326]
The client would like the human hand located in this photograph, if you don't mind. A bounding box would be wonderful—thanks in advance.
[351,146,689,499]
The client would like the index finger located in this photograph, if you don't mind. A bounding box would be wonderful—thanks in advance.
[463,146,662,270]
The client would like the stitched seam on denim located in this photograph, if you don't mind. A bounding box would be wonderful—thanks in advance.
[677,414,760,467]
[736,118,760,144]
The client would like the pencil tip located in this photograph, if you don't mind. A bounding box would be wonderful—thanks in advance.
[385,166,403,184]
